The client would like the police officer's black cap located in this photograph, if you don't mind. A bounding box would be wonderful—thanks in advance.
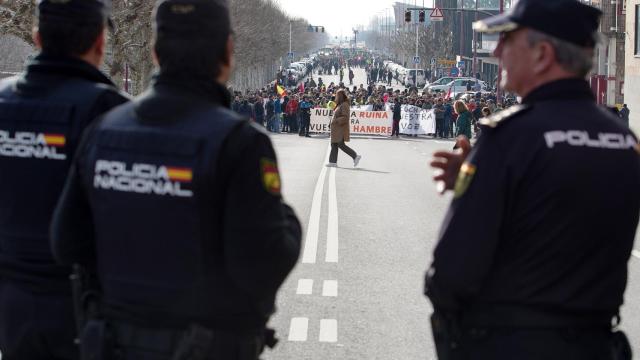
[472,0,602,47]
[37,0,111,27]
[155,0,231,40]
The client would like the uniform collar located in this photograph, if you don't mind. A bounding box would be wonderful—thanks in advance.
[522,78,594,105]
[13,53,115,95]
[133,73,231,124]
[22,53,114,85]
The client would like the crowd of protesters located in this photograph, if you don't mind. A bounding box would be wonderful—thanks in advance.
[231,51,522,139]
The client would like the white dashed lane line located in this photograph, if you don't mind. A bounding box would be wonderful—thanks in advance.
[326,167,339,263]
[301,146,330,264]
[319,319,338,342]
[296,279,314,295]
[322,280,338,297]
[288,317,309,342]
[632,250,640,259]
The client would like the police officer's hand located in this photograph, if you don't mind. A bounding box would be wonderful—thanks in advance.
[430,136,472,194]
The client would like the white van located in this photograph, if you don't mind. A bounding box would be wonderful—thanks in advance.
[403,69,426,87]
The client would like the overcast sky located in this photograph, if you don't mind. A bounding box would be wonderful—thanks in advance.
[273,0,436,38]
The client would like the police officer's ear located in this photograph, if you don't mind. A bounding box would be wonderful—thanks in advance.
[529,37,557,77]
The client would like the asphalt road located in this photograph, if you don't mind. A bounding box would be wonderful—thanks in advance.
[263,132,640,360]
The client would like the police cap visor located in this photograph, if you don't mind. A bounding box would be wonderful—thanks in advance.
[472,0,602,47]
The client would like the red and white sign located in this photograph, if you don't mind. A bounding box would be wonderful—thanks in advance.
[430,7,444,22]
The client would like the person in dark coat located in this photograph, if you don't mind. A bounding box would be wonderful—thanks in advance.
[0,1,131,359]
[619,104,630,126]
[238,99,254,121]
[50,1,301,359]
[434,98,445,138]
[427,1,640,359]
[392,97,402,137]
[265,95,275,131]
[453,100,472,139]
[254,96,265,126]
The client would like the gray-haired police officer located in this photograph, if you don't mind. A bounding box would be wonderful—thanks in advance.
[0,1,129,359]
[51,0,301,359]
[427,1,640,359]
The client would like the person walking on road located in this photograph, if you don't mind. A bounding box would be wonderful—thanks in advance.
[327,89,361,167]
[0,1,129,359]
[427,1,640,359]
[348,67,354,85]
[51,0,301,358]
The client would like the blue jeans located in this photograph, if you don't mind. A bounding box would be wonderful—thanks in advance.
[273,114,282,133]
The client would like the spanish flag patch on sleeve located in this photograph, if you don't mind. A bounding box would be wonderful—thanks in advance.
[260,158,281,195]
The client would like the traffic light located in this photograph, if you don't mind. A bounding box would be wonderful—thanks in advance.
[405,11,411,23]
[419,10,425,23]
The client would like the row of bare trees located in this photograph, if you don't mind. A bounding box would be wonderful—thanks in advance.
[0,0,329,94]
[362,20,455,71]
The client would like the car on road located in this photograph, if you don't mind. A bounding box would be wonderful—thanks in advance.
[423,77,458,91]
[426,77,488,94]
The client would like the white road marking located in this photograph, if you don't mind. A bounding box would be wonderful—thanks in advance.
[319,319,338,342]
[288,317,309,342]
[326,167,339,263]
[322,280,338,297]
[301,146,330,264]
[296,279,314,295]
[632,250,640,259]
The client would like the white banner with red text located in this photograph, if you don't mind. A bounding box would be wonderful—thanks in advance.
[309,108,394,136]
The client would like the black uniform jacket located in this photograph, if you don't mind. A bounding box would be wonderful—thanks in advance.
[426,79,640,317]
[51,75,301,334]
[0,54,128,293]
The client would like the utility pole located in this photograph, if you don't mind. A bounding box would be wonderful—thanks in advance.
[497,0,504,106]
[472,0,478,79]
[289,21,292,55]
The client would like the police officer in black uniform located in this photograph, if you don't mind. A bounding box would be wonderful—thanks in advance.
[427,1,640,359]
[0,1,128,359]
[50,0,301,359]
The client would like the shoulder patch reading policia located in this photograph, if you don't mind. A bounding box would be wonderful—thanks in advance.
[479,104,530,128]
[454,162,477,199]
[260,158,281,195]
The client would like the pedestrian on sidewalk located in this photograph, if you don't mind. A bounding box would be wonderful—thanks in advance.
[620,104,630,127]
[327,89,361,167]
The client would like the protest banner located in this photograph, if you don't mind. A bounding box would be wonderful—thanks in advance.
[310,108,393,136]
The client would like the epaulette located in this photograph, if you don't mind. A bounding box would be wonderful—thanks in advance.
[479,104,530,128]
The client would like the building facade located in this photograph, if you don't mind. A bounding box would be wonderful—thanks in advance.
[624,0,639,132]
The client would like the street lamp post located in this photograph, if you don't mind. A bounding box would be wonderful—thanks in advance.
[472,0,478,79]
[496,0,504,106]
